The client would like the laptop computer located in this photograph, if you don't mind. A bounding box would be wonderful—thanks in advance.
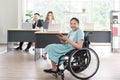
[22,23,33,29]
[42,21,49,29]
[47,24,61,32]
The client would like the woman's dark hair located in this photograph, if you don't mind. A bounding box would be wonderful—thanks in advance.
[34,13,40,16]
[70,17,79,24]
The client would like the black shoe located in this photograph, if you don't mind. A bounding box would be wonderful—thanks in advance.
[44,69,57,73]
[15,47,22,51]
[24,49,29,52]
[42,54,47,60]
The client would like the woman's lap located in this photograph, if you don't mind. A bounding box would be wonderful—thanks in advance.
[44,43,73,63]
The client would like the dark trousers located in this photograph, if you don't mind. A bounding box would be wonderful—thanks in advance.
[19,42,32,49]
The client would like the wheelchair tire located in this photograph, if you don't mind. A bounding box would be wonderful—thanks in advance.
[68,48,100,79]
[68,49,91,73]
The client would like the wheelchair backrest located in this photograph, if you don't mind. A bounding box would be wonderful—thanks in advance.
[82,33,90,48]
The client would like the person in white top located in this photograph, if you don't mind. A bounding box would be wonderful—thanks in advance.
[42,11,56,59]
[45,11,56,24]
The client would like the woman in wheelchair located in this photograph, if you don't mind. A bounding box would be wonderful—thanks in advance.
[43,17,84,73]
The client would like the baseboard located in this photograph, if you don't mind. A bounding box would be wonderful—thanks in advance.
[0,43,7,45]
[90,43,111,46]
[0,42,111,46]
[0,42,18,45]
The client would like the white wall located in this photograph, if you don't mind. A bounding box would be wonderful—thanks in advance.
[0,0,18,43]
[18,0,23,29]
[113,0,120,10]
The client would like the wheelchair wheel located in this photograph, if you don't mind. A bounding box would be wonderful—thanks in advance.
[68,48,99,79]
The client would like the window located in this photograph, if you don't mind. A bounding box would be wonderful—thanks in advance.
[23,0,113,32]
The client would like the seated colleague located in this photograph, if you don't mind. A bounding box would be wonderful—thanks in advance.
[43,17,84,73]
[45,11,55,24]
[15,13,43,52]
[32,13,43,29]
[42,11,56,59]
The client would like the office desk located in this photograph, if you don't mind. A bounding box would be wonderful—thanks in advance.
[84,30,111,43]
[34,32,67,60]
[34,30,111,48]
[7,29,111,61]
[7,29,39,52]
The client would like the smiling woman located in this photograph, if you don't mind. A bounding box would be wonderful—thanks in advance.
[43,17,84,73]
[22,0,114,32]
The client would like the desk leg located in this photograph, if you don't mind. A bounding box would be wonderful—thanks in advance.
[7,42,14,52]
[35,48,40,61]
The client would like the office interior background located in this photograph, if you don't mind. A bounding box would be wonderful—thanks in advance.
[0,0,120,80]
[0,0,120,43]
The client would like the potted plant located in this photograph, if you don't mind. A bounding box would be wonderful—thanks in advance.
[25,10,33,22]
[82,8,86,13]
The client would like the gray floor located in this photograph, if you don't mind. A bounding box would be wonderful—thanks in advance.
[0,44,120,80]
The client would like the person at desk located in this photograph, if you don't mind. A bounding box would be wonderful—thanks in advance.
[15,13,43,52]
[43,18,84,73]
[45,11,55,24]
[42,11,56,59]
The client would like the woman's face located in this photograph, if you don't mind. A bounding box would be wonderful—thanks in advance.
[48,13,53,20]
[70,20,79,31]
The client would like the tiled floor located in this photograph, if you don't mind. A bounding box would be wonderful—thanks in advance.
[0,44,120,80]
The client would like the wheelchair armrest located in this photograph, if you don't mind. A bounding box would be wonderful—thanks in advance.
[82,41,90,48]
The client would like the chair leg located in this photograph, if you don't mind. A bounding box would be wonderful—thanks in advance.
[52,73,58,78]
[61,72,64,80]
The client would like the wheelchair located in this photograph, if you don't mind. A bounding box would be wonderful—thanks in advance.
[55,32,100,80]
